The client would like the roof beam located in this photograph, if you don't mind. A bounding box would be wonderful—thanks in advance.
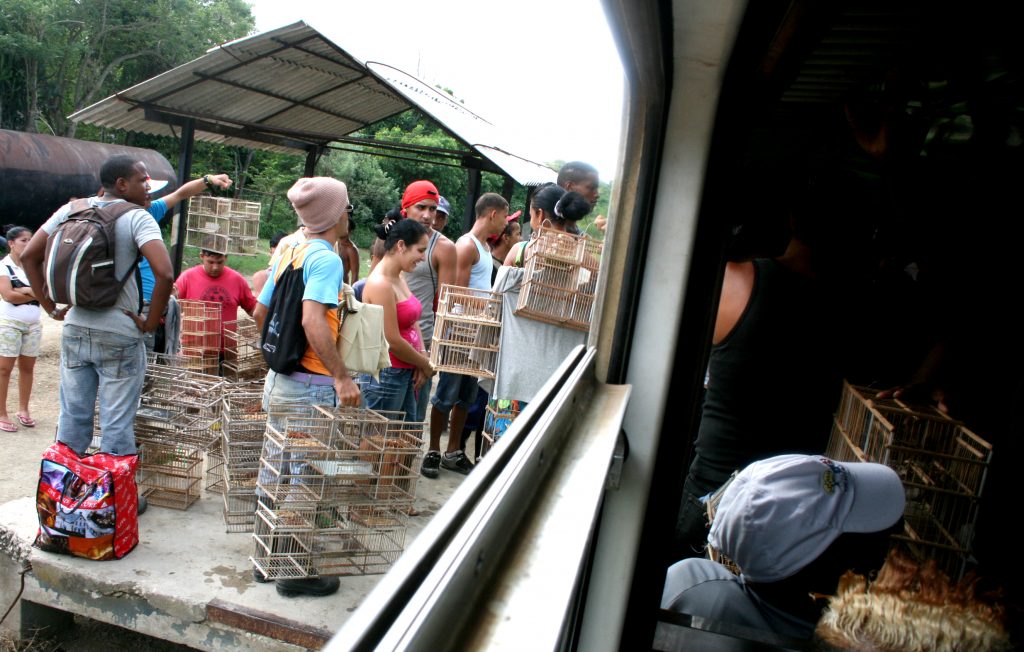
[193,72,367,126]
[143,107,322,152]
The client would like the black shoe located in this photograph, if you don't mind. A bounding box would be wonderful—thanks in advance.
[441,450,474,475]
[421,451,441,479]
[137,495,148,516]
[253,566,271,584]
[275,576,340,598]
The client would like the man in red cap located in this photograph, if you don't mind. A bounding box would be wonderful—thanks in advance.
[401,180,456,433]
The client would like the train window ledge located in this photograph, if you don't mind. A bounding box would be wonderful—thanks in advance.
[329,345,631,651]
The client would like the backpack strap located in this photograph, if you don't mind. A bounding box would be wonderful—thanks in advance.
[92,201,146,311]
[426,230,439,297]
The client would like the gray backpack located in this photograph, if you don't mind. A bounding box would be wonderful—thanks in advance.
[43,199,142,308]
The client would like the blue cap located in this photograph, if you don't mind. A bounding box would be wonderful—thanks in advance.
[437,196,451,215]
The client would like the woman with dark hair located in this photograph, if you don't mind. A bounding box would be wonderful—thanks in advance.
[359,218,435,421]
[0,226,42,431]
[503,184,591,267]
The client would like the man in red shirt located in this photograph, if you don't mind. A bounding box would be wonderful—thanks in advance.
[175,248,257,355]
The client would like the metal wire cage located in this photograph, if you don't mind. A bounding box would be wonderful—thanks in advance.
[430,284,502,379]
[137,441,204,510]
[825,381,993,580]
[514,225,602,332]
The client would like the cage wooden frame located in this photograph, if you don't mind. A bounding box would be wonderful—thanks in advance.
[430,284,502,379]
[137,441,204,510]
[186,195,262,256]
[514,225,602,332]
[825,380,993,580]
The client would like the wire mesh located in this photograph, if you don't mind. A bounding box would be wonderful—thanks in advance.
[222,318,267,381]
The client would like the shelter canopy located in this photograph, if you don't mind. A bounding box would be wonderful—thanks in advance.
[70,21,556,186]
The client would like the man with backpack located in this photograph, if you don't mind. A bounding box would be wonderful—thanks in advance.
[22,154,174,515]
[251,176,360,598]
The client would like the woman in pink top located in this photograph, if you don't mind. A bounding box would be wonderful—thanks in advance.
[360,219,435,421]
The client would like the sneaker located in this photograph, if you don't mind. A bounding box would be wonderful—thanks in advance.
[275,576,340,598]
[421,450,441,478]
[441,450,474,475]
[137,495,148,516]
[253,566,271,584]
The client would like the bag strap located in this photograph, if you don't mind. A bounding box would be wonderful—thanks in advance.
[57,476,102,515]
[426,230,439,298]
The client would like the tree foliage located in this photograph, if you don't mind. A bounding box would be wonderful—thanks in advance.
[0,0,254,135]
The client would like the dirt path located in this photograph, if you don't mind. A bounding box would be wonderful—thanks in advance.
[0,315,64,505]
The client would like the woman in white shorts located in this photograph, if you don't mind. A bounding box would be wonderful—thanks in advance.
[0,226,42,432]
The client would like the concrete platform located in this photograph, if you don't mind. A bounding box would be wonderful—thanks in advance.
[0,470,464,650]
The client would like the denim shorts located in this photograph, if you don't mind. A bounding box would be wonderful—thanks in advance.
[431,371,480,413]
[361,366,419,422]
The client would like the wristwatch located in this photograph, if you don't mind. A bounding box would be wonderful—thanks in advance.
[50,307,61,319]
[203,175,214,190]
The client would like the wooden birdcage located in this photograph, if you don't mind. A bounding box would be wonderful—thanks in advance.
[430,284,502,379]
[825,381,993,580]
[481,399,524,458]
[178,299,222,371]
[222,318,267,381]
[185,195,261,256]
[137,441,204,510]
[515,226,602,332]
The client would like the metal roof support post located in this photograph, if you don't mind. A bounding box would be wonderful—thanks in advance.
[172,118,196,278]
[464,167,481,233]
[501,175,514,202]
[304,146,322,177]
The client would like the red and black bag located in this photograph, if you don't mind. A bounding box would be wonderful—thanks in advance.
[34,442,139,560]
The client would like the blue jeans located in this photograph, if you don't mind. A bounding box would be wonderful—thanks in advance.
[261,370,338,431]
[361,366,418,422]
[57,324,146,456]
[431,371,479,414]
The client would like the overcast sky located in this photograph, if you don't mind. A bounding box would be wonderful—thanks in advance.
[248,0,625,182]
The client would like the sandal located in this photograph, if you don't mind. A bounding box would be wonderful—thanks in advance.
[0,419,17,433]
[16,413,35,428]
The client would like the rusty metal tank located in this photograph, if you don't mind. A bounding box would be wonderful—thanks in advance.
[0,129,178,230]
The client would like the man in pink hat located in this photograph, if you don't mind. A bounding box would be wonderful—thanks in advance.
[252,176,360,598]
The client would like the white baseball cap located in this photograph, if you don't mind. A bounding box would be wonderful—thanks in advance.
[708,454,905,583]
[147,178,169,194]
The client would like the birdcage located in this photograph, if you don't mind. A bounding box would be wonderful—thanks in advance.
[205,443,225,494]
[480,399,524,458]
[430,284,502,379]
[311,503,410,576]
[186,195,261,256]
[222,318,267,381]
[825,381,992,580]
[137,441,204,510]
[514,226,602,332]
[250,499,318,580]
[178,299,222,368]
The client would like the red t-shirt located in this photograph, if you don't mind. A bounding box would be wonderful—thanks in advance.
[175,265,257,350]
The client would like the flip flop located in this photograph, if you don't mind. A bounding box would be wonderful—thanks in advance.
[0,419,17,432]
[16,413,35,428]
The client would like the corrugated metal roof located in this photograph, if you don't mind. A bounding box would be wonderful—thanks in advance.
[70,21,556,186]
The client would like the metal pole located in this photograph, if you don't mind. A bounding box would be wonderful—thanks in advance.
[172,118,196,278]
[464,167,481,233]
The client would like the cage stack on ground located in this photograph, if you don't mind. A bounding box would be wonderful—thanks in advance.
[515,225,602,332]
[219,388,267,533]
[250,405,423,579]
[178,299,221,374]
[222,317,267,382]
[135,355,226,509]
[186,195,261,256]
[825,380,993,580]
[430,284,502,379]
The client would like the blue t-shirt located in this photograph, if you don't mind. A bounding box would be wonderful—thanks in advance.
[139,198,167,301]
[256,239,344,308]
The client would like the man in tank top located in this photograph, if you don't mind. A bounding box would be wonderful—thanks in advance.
[401,181,456,423]
[423,193,509,478]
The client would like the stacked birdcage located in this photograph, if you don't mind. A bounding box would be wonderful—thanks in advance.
[825,381,993,580]
[250,405,422,579]
[219,389,267,532]
[223,317,267,382]
[178,299,221,374]
[136,355,226,509]
[515,226,602,332]
[430,284,502,379]
[186,195,261,256]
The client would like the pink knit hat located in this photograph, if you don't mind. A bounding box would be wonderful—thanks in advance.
[287,177,349,234]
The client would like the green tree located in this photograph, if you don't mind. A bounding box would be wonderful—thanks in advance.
[0,0,254,135]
